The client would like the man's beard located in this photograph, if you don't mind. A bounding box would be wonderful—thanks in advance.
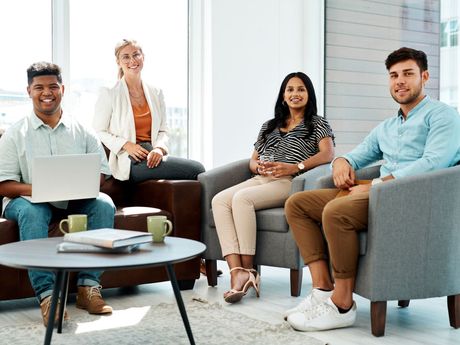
[390,85,422,105]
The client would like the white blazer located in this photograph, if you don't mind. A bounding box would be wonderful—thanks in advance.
[93,78,169,181]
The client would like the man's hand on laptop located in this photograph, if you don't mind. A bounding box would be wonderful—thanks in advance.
[0,181,32,198]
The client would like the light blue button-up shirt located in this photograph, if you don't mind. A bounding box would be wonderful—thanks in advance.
[342,96,460,179]
[0,111,111,211]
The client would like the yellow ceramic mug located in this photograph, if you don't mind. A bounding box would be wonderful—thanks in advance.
[147,215,173,243]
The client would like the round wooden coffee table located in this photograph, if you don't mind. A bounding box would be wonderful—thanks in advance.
[0,236,206,345]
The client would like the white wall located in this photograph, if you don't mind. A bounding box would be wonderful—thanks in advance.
[190,0,324,169]
[325,0,440,155]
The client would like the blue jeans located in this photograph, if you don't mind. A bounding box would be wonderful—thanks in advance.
[4,193,116,302]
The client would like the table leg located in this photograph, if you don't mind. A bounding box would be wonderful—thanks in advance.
[44,270,64,345]
[57,271,69,333]
[165,264,195,345]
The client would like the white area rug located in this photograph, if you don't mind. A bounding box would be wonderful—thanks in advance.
[2,298,325,345]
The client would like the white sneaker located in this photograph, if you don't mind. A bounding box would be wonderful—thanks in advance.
[287,297,356,331]
[283,288,333,320]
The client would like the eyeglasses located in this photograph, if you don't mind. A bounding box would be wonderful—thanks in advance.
[120,52,143,64]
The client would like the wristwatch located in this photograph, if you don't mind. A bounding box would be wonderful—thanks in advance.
[371,178,384,186]
[297,162,305,172]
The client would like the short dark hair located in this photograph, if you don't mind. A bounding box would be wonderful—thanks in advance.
[385,47,428,72]
[27,62,62,85]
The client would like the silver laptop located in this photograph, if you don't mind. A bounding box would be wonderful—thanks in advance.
[27,153,101,203]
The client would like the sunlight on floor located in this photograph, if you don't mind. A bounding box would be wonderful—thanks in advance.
[75,306,151,333]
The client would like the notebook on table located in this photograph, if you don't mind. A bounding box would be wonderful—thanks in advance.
[62,228,153,249]
[23,153,101,203]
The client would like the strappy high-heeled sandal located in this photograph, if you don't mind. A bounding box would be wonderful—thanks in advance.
[224,267,255,303]
[248,269,260,297]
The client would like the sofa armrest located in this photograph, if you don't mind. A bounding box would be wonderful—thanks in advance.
[198,159,252,246]
[131,180,202,241]
[198,159,251,199]
[361,166,460,299]
[315,164,381,189]
[291,164,330,194]
[198,159,251,212]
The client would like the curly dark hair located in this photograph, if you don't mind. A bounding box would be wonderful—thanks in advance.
[27,62,62,85]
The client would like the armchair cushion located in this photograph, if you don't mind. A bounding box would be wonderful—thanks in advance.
[199,162,331,260]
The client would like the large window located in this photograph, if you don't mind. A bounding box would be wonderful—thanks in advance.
[441,19,458,47]
[440,0,460,110]
[0,0,188,158]
[0,0,51,133]
[68,0,188,157]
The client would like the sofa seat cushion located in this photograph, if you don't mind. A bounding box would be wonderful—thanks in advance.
[256,208,288,233]
[209,207,288,233]
[46,206,171,237]
[114,206,171,232]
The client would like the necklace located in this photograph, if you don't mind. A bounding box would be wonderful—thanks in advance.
[287,116,302,125]
[129,91,144,99]
[129,93,146,108]
[128,88,146,107]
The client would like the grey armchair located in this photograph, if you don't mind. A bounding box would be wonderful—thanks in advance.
[314,165,460,336]
[198,159,330,296]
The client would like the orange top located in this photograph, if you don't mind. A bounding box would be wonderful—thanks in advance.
[132,101,152,143]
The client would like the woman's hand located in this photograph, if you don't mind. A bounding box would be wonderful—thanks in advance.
[147,148,164,168]
[255,160,269,176]
[264,162,298,178]
[123,141,149,162]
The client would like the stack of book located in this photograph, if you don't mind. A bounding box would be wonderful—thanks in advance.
[57,228,153,254]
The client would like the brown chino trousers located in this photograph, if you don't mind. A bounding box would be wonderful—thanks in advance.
[285,188,370,279]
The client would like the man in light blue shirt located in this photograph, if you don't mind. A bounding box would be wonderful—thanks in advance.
[0,62,116,327]
[283,47,460,332]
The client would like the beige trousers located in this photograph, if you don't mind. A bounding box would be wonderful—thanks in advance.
[212,175,292,256]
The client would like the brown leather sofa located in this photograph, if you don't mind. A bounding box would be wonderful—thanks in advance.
[0,177,201,301]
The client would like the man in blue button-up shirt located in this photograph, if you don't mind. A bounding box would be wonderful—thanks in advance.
[283,48,460,332]
[0,62,116,327]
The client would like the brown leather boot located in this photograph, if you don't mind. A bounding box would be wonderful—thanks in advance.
[76,285,112,314]
[40,295,69,327]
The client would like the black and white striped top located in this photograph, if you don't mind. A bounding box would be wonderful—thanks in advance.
[254,115,334,165]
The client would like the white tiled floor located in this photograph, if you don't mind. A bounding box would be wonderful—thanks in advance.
[0,262,458,345]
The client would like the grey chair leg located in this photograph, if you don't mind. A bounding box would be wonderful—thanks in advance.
[448,294,460,328]
[398,300,410,308]
[290,268,302,297]
[205,259,218,287]
[370,301,387,337]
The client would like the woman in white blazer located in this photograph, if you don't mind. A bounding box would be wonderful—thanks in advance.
[93,39,204,182]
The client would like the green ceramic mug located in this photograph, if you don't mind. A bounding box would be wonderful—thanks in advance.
[147,215,173,243]
[59,214,87,234]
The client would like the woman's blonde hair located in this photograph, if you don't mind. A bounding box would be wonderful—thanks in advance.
[114,39,143,79]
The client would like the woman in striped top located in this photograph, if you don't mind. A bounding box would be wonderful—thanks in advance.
[212,72,335,303]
